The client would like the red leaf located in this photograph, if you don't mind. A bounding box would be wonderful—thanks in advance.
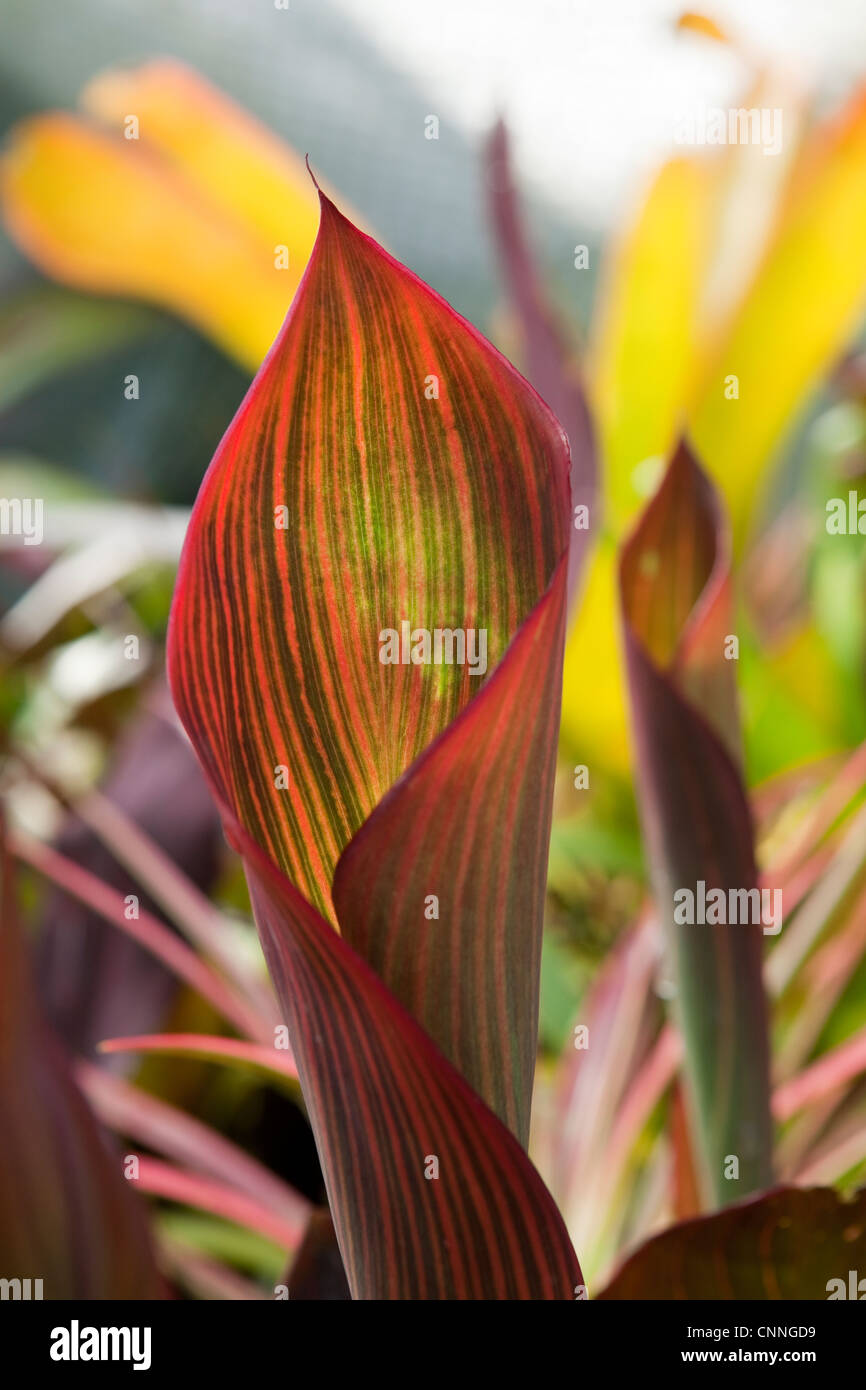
[243,822,581,1299]
[168,191,581,1297]
[599,1186,866,1299]
[98,1032,299,1086]
[78,1059,307,1230]
[131,1157,303,1251]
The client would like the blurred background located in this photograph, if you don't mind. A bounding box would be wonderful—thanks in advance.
[3,0,866,1296]
[2,0,865,504]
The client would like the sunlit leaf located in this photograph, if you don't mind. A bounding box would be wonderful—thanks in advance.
[691,87,866,541]
[169,191,581,1297]
[591,157,713,530]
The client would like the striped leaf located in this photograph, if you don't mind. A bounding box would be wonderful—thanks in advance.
[244,822,580,1299]
[619,442,774,1205]
[168,191,580,1296]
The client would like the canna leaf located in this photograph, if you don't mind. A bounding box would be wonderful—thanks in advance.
[0,827,161,1298]
[169,189,569,1135]
[169,190,581,1297]
[619,442,774,1205]
[241,821,581,1298]
[598,1186,866,1299]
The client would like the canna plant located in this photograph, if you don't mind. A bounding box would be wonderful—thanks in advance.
[619,443,774,1204]
[166,183,583,1300]
[161,186,866,1299]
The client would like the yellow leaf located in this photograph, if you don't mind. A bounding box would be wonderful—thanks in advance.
[560,537,631,776]
[691,87,866,544]
[0,62,351,370]
[676,12,730,44]
[590,157,714,531]
[0,115,283,368]
[81,60,323,277]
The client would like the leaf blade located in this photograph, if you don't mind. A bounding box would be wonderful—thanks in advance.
[599,1186,866,1299]
[619,442,774,1203]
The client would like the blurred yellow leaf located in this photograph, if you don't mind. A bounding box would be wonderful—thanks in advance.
[1,115,281,367]
[81,60,323,277]
[590,157,714,530]
[691,88,866,543]
[560,537,631,776]
[569,81,866,778]
[0,62,344,370]
[676,12,730,44]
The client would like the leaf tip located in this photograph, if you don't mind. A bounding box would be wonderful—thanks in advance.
[304,153,321,192]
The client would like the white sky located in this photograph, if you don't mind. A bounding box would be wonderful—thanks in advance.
[331,0,866,225]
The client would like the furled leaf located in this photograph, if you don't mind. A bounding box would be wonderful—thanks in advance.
[169,190,581,1297]
[169,189,570,1136]
[242,822,581,1298]
[0,826,161,1298]
[599,1186,866,1299]
[619,442,773,1204]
